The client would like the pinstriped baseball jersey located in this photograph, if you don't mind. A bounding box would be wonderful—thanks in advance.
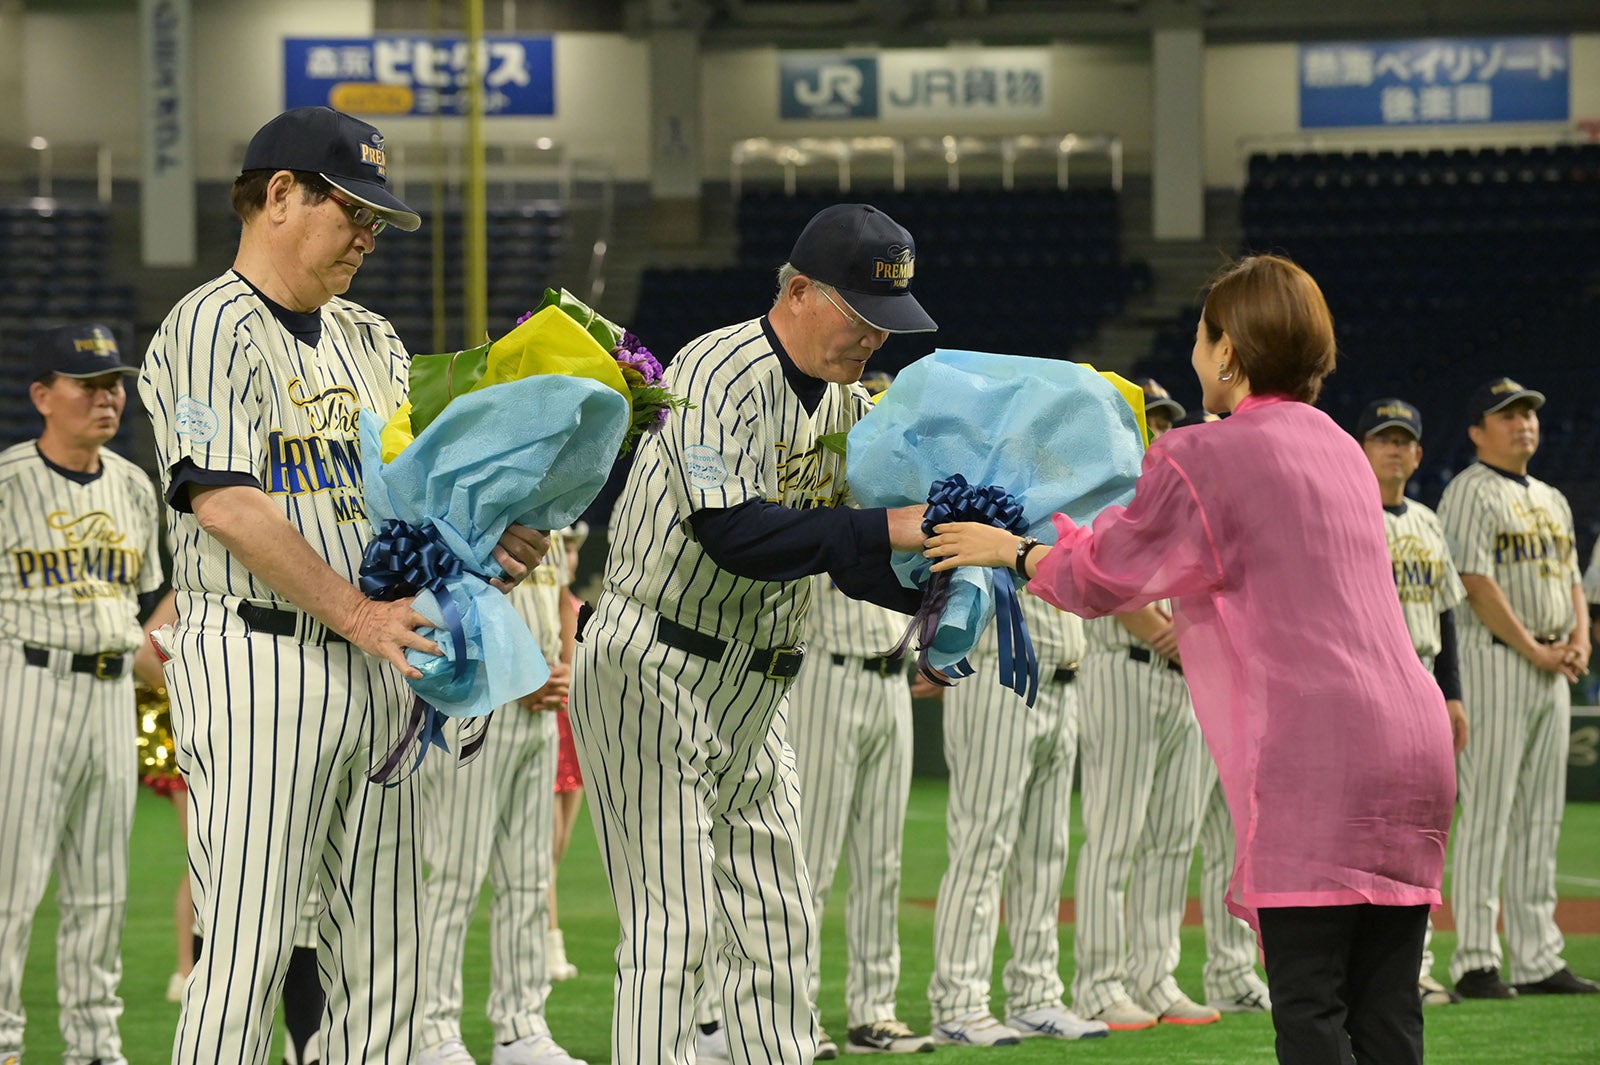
[1383,502,1465,660]
[0,443,162,653]
[1437,463,1579,645]
[138,270,409,601]
[803,573,904,656]
[967,586,1085,665]
[521,530,568,662]
[1083,599,1173,655]
[1583,541,1599,605]
[601,318,868,648]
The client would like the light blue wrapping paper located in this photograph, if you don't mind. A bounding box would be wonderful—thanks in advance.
[359,373,631,716]
[847,349,1144,668]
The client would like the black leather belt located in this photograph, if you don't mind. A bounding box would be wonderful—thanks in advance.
[22,644,126,680]
[830,652,905,676]
[656,616,804,680]
[1129,646,1184,675]
[1052,663,1079,684]
[237,603,347,644]
[1491,633,1560,649]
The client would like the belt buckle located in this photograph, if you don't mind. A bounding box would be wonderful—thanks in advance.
[94,653,120,681]
[765,645,804,681]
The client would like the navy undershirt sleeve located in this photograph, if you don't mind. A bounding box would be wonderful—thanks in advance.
[689,499,923,614]
[1434,607,1462,702]
[165,457,263,513]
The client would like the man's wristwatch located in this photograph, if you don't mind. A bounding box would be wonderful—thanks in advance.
[1014,536,1040,575]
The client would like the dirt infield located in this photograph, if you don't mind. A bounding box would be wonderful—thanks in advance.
[906,898,1600,933]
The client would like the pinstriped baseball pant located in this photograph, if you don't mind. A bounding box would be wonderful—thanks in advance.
[417,708,557,1048]
[163,625,420,1065]
[571,594,817,1065]
[0,650,135,1065]
[1072,653,1206,1017]
[788,653,914,1028]
[1196,757,1263,1001]
[1449,645,1570,984]
[928,665,1077,1023]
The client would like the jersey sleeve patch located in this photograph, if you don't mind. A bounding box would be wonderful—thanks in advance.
[683,445,730,490]
[174,396,221,444]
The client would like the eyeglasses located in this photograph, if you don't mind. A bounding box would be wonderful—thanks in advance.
[816,284,883,335]
[326,191,388,235]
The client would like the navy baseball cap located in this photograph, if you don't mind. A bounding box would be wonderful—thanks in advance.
[243,106,421,232]
[1467,377,1544,422]
[789,204,937,334]
[32,324,136,383]
[1132,376,1186,422]
[1356,397,1423,440]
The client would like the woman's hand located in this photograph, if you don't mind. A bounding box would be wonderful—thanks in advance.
[923,522,1023,573]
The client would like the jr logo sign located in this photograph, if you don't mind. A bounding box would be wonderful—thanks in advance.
[780,54,878,119]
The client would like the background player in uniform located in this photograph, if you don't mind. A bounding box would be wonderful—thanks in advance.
[416,532,584,1065]
[569,203,933,1065]
[138,106,546,1065]
[1070,379,1218,1031]
[1355,397,1471,1007]
[0,324,161,1065]
[788,571,932,1055]
[1437,378,1596,999]
[927,592,1110,1045]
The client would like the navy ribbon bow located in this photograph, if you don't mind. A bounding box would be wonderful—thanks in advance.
[359,519,482,783]
[892,474,1039,707]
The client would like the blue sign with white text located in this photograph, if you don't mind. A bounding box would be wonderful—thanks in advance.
[1300,37,1568,128]
[780,54,878,119]
[285,37,554,117]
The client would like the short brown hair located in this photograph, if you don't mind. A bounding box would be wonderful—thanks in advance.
[1202,254,1337,404]
[230,169,332,222]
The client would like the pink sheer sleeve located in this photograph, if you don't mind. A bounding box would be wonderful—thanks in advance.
[1029,447,1224,618]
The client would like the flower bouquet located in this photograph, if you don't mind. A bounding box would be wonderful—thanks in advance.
[358,289,688,781]
[846,349,1146,705]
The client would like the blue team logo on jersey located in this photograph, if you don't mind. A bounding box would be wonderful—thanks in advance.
[174,396,219,444]
[683,445,729,490]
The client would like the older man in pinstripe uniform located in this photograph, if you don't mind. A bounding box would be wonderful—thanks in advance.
[570,204,933,1065]
[0,324,162,1065]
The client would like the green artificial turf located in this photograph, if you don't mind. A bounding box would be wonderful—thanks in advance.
[17,784,1600,1063]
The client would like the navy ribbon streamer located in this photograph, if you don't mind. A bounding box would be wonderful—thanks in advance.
[359,518,477,784]
[891,474,1039,707]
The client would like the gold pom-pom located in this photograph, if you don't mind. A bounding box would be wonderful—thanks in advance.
[135,683,184,795]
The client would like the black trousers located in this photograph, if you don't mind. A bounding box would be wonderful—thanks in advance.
[1257,904,1429,1065]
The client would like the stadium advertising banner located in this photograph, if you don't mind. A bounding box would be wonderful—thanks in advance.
[1299,37,1569,129]
[780,48,1050,121]
[284,37,555,116]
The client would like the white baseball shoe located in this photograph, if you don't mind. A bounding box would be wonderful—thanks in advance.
[1152,996,1221,1026]
[417,1040,478,1065]
[817,1027,839,1059]
[1208,976,1272,1014]
[1087,999,1158,1030]
[695,1026,733,1063]
[1005,1005,1109,1040]
[491,1034,587,1065]
[931,1012,1023,1046]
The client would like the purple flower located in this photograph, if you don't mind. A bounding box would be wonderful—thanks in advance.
[516,309,536,326]
[613,335,663,385]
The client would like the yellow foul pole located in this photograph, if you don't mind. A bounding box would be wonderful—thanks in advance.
[463,0,487,346]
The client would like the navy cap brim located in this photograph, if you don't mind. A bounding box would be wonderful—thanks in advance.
[325,175,421,232]
[52,366,139,379]
[1481,388,1544,415]
[835,287,937,334]
[1362,418,1420,439]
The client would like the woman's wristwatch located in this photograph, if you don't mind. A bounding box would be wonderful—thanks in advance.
[1014,536,1040,575]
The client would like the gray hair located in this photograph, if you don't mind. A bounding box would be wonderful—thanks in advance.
[775,262,801,303]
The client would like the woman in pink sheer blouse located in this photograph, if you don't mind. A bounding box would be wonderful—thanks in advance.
[925,255,1455,1065]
